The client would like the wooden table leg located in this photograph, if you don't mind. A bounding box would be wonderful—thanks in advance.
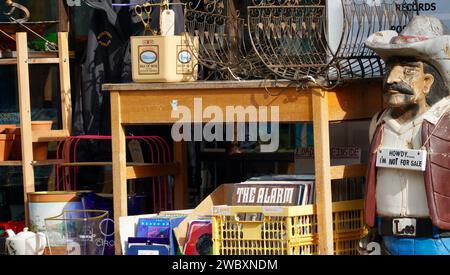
[111,91,128,255]
[312,88,334,255]
[174,141,188,210]
[16,33,35,227]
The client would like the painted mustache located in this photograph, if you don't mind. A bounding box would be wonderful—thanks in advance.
[384,83,414,95]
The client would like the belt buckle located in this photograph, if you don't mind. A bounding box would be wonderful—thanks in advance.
[392,218,417,237]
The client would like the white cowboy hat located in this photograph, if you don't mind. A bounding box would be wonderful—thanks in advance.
[365,16,450,86]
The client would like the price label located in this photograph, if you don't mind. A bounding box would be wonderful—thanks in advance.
[212,206,230,216]
[262,206,283,214]
[138,250,160,255]
[376,148,427,171]
[128,140,145,163]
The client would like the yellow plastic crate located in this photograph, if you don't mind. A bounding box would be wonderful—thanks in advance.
[212,200,366,255]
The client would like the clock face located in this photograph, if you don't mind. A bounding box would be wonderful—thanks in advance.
[178,50,192,64]
[140,50,158,64]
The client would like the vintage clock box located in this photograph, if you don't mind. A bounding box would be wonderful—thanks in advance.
[130,34,199,83]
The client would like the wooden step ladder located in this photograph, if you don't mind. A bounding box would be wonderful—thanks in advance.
[14,32,72,225]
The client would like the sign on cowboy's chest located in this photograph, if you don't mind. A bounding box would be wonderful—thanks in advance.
[376,148,427,172]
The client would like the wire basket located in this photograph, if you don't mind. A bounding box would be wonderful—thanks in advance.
[247,0,331,81]
[185,0,271,79]
[245,0,415,83]
[44,210,109,255]
[331,0,414,80]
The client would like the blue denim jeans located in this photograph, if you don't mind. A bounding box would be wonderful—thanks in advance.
[382,235,450,255]
[377,217,450,255]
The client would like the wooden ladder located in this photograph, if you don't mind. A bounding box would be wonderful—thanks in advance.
[14,32,72,225]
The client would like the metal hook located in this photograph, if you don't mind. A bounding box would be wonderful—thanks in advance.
[3,0,30,23]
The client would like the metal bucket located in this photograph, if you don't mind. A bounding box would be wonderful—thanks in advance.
[27,192,84,233]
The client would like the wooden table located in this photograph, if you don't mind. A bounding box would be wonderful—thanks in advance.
[103,79,384,255]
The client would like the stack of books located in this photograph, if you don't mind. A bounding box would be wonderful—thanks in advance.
[232,174,365,207]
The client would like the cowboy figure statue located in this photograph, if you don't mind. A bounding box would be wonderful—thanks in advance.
[360,16,450,255]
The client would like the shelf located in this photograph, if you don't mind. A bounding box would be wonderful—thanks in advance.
[200,151,295,162]
[33,160,61,166]
[330,164,368,180]
[0,130,69,145]
[127,162,180,179]
[0,51,76,65]
[0,160,177,166]
[0,161,22,166]
[0,161,181,180]
[32,129,69,142]
[58,162,176,168]
[0,159,59,166]
[0,57,58,65]
[0,160,61,166]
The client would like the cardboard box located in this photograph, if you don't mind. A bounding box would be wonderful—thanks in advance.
[173,184,234,251]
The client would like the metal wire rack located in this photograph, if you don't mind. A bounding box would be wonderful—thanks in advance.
[184,0,417,84]
[246,0,415,83]
[185,0,272,80]
[332,0,414,80]
[247,0,331,81]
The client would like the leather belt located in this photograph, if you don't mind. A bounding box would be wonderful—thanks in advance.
[378,217,438,238]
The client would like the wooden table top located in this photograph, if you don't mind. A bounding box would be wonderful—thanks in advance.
[102,78,383,92]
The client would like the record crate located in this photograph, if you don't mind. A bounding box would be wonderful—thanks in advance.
[212,200,367,255]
